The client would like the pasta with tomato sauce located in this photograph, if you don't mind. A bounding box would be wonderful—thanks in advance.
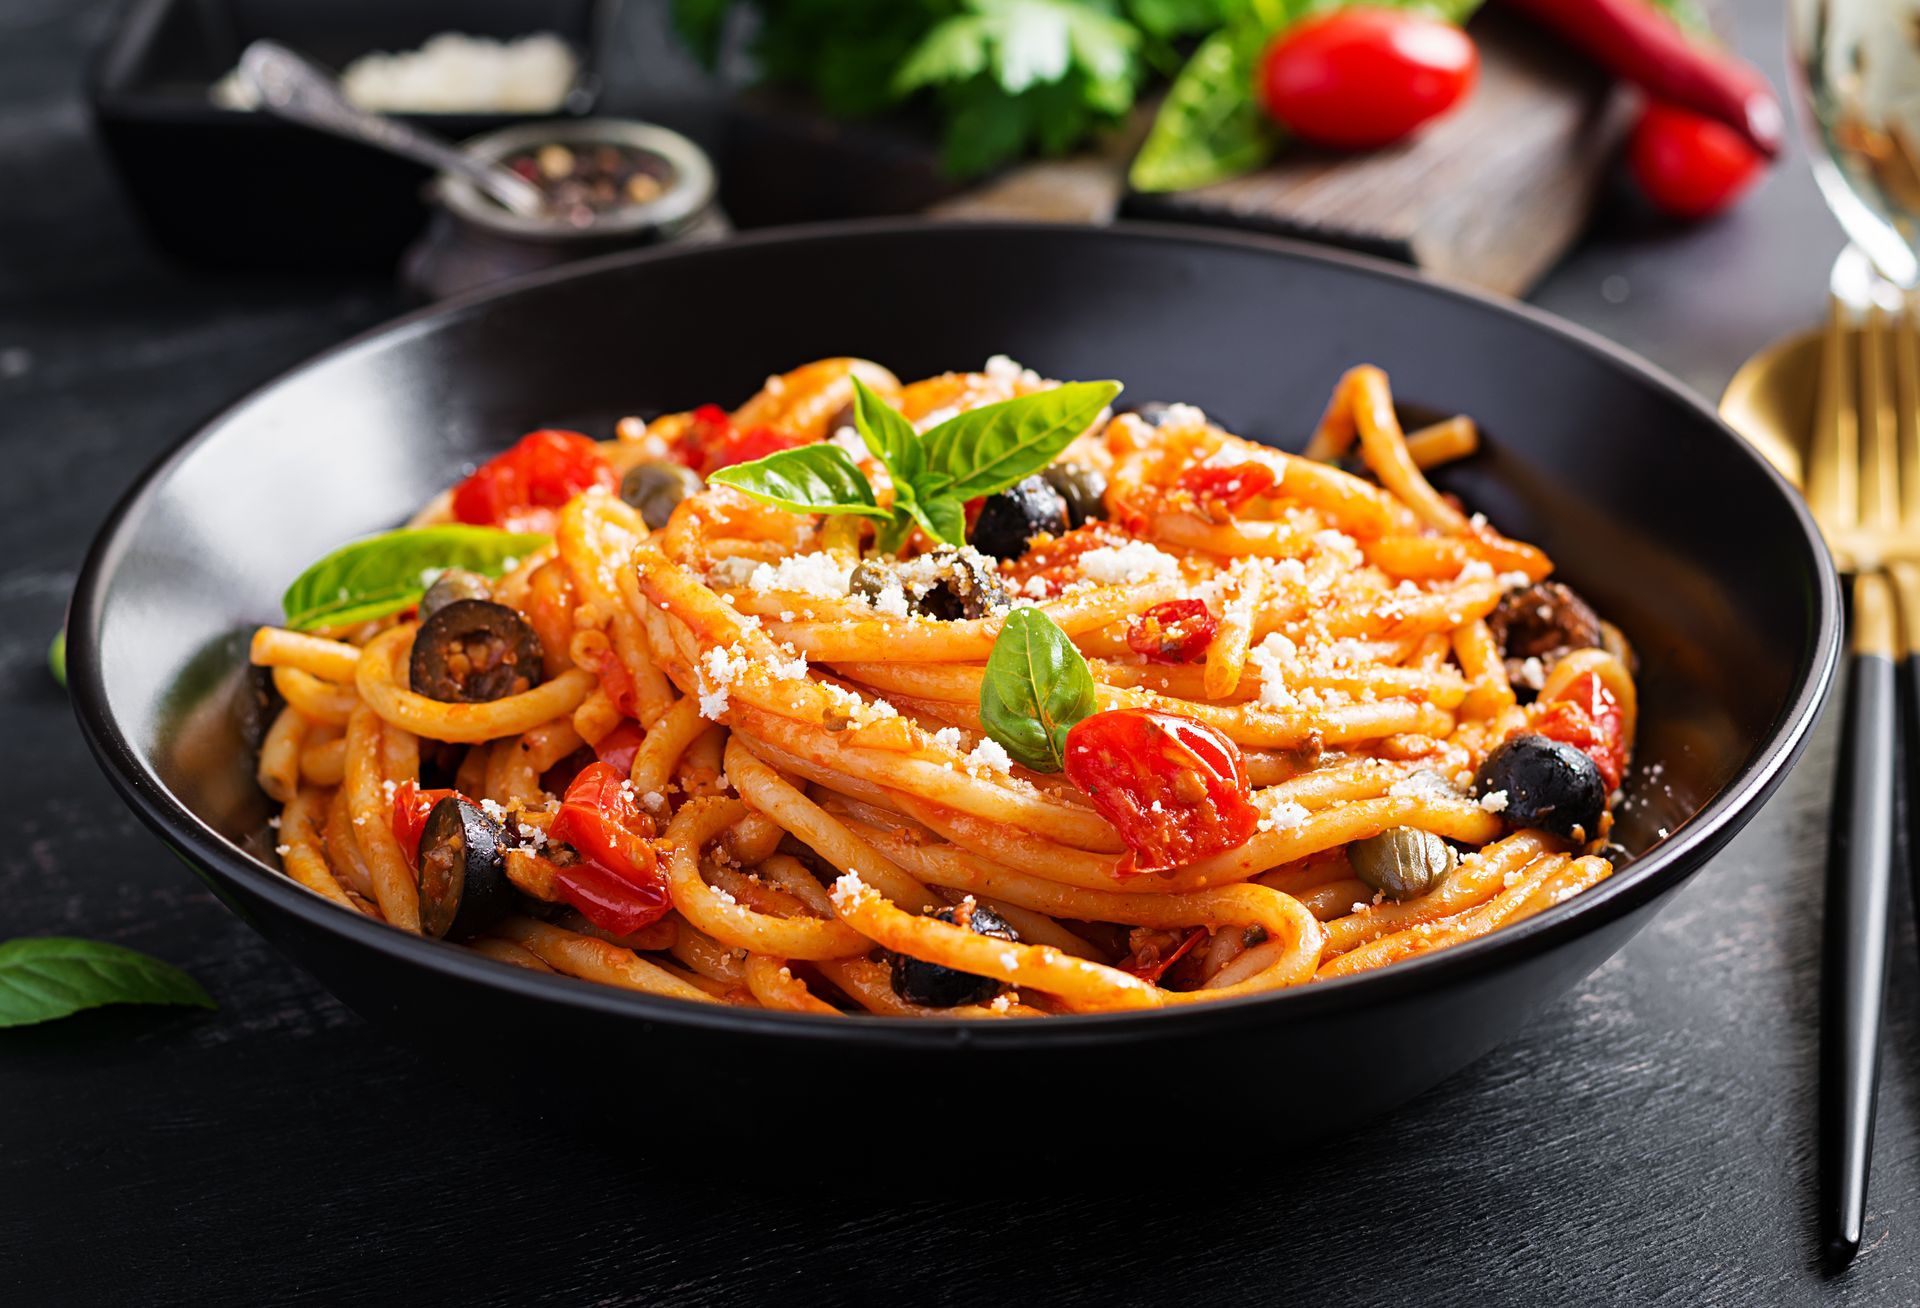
[249,355,1637,1017]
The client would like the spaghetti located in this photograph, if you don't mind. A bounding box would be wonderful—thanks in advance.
[249,356,1636,1017]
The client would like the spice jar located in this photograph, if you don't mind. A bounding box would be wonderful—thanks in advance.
[402,118,721,300]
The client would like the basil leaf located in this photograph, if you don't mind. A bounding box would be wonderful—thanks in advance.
[852,376,925,489]
[0,937,214,1028]
[921,380,1121,500]
[707,444,892,520]
[281,525,548,633]
[904,493,969,548]
[1129,25,1275,193]
[980,607,1098,772]
[48,629,65,689]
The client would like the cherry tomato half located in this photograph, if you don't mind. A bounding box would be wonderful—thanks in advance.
[1064,708,1261,877]
[548,761,660,887]
[390,780,459,867]
[553,858,672,938]
[1127,599,1219,664]
[451,429,616,532]
[678,403,802,475]
[1178,461,1278,515]
[591,720,646,778]
[1260,8,1478,150]
[1628,101,1763,220]
[1533,671,1626,791]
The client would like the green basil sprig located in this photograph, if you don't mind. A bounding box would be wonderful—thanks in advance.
[710,376,1120,551]
[281,525,549,632]
[979,608,1098,772]
[0,937,214,1028]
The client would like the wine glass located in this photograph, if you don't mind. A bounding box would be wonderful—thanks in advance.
[1789,0,1920,293]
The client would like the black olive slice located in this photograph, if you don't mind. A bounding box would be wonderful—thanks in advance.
[888,901,1019,1008]
[416,796,514,941]
[409,600,546,703]
[972,476,1069,561]
[1473,735,1607,842]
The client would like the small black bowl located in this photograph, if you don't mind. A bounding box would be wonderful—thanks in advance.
[67,222,1839,1135]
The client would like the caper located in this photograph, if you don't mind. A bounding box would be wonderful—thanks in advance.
[619,459,705,529]
[1042,461,1109,528]
[1349,827,1457,901]
[848,558,891,603]
[419,568,492,621]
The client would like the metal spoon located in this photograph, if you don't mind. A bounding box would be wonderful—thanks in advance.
[238,40,547,219]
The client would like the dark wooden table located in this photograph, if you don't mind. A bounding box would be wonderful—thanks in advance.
[4,1,1906,1304]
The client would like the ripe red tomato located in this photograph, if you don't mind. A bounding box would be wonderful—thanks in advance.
[553,859,672,938]
[1533,672,1626,791]
[548,761,660,886]
[591,720,646,777]
[1178,461,1277,514]
[1127,599,1219,664]
[1064,708,1261,877]
[451,429,616,532]
[678,403,802,475]
[1628,101,1763,220]
[1260,8,1478,149]
[389,780,459,866]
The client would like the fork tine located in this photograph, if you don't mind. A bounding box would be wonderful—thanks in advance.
[1897,294,1920,527]
[1808,295,1859,533]
[1860,304,1900,530]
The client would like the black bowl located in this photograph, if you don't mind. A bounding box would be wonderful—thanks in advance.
[68,221,1839,1134]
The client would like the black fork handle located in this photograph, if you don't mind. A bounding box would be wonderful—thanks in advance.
[1820,648,1898,1263]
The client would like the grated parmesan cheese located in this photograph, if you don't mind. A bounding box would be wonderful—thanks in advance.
[1479,790,1510,814]
[964,737,1013,774]
[747,552,854,599]
[1078,540,1181,585]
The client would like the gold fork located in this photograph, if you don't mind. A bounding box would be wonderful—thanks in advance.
[1805,294,1918,1262]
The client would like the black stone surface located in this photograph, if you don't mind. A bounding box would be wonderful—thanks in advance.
[2,1,1900,1304]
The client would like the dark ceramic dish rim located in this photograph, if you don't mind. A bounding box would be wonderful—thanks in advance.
[67,219,1842,1051]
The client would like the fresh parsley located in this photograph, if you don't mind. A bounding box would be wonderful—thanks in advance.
[710,377,1119,551]
[978,607,1098,770]
[0,937,214,1029]
[280,525,549,633]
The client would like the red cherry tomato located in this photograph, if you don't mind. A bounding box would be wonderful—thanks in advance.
[1260,8,1478,149]
[1064,708,1261,877]
[1628,101,1763,220]
[592,721,646,777]
[1127,599,1219,664]
[451,429,616,532]
[1533,672,1626,791]
[548,762,660,886]
[390,780,459,867]
[677,403,802,475]
[1177,461,1277,514]
[553,858,672,937]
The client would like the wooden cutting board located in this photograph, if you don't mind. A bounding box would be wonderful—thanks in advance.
[722,13,1626,297]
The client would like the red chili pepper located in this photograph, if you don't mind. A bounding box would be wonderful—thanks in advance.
[1178,461,1277,514]
[389,780,460,868]
[451,429,616,532]
[548,762,659,886]
[592,721,646,777]
[1500,0,1782,158]
[1122,926,1209,982]
[1064,708,1261,877]
[1127,599,1219,664]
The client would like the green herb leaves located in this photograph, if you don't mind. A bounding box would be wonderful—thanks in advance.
[708,446,889,519]
[0,937,214,1028]
[709,376,1119,552]
[281,525,548,632]
[979,608,1097,771]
